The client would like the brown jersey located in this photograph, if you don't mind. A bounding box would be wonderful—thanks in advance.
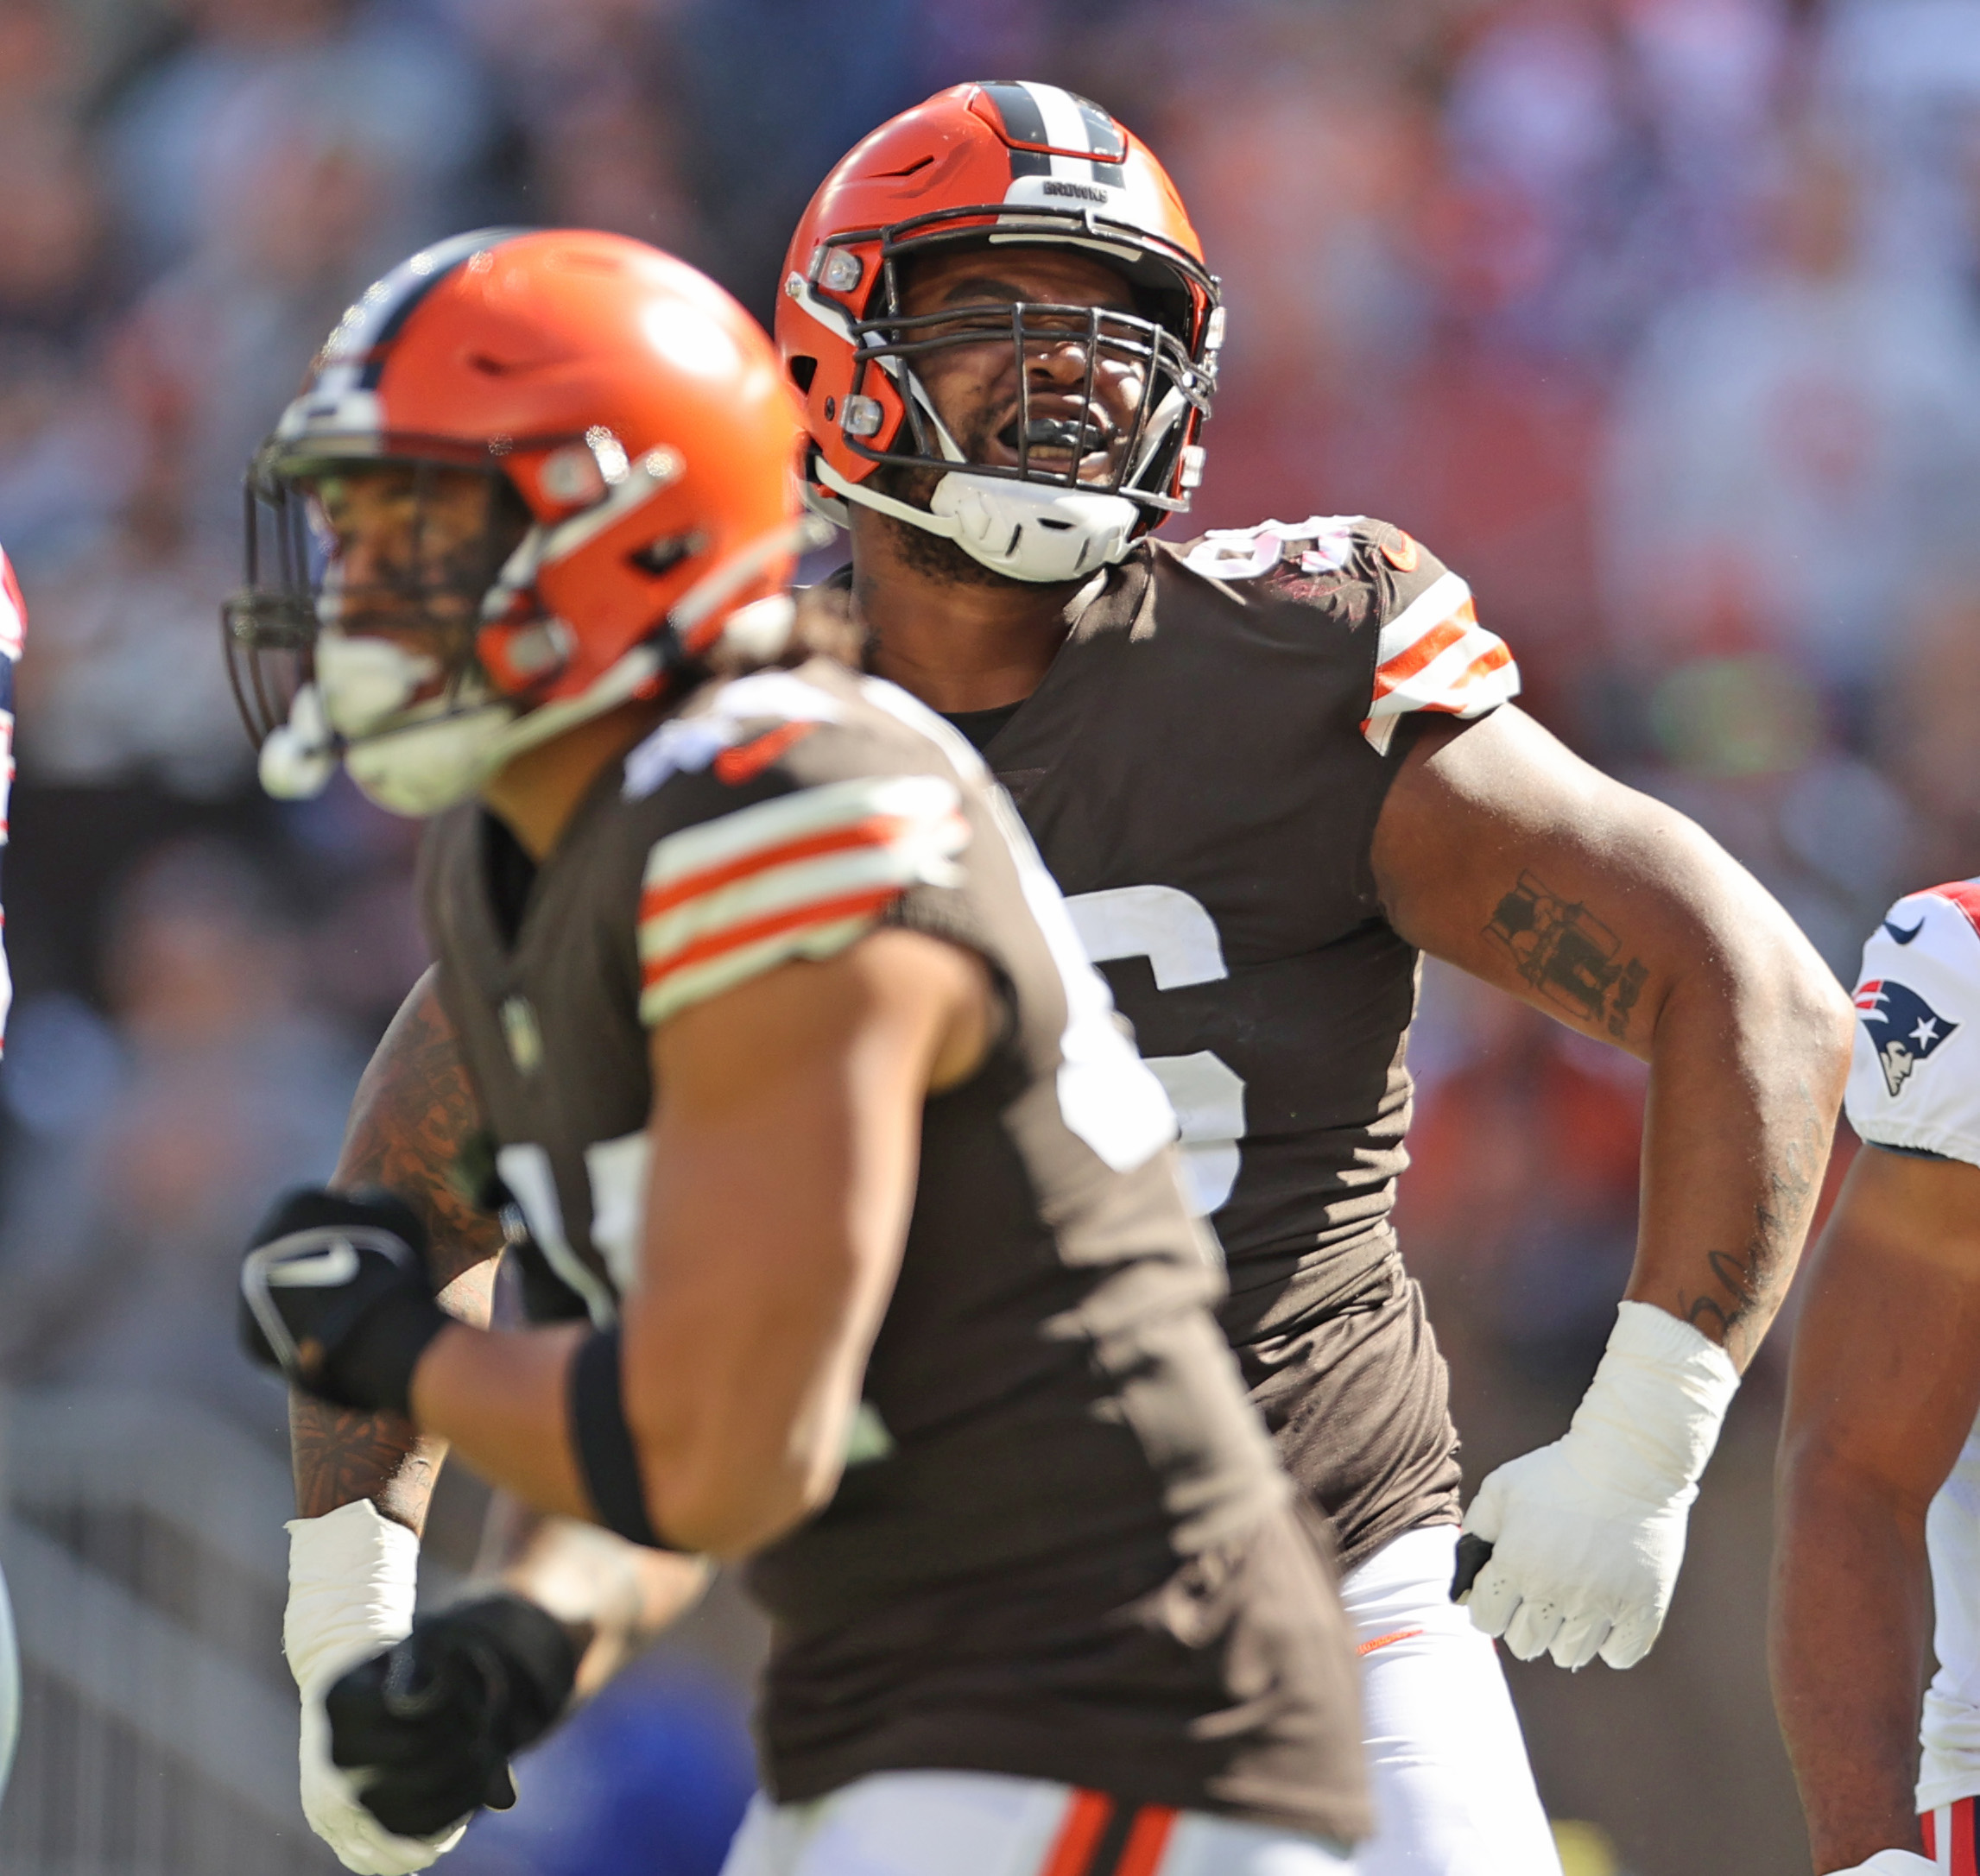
[935,516,1521,1574]
[417,660,1369,1840]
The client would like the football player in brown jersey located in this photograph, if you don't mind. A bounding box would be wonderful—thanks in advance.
[241,87,1856,1876]
[230,230,1371,1873]
[759,81,1854,1873]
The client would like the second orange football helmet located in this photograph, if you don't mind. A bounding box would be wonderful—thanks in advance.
[777,82,1224,584]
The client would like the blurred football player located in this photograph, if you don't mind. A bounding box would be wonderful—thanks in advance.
[1774,881,1980,1876]
[759,81,1852,1873]
[230,229,1371,1873]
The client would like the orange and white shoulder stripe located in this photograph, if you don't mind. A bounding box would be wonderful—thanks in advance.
[1361,570,1519,755]
[637,774,971,1026]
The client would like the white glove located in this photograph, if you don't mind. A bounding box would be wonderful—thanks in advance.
[286,1500,465,1874]
[1829,1855,1938,1874]
[1460,1300,1739,1671]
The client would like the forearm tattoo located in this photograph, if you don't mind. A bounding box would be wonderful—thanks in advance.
[291,1395,440,1526]
[1485,870,1649,1039]
[337,975,506,1289]
[1677,1081,1825,1367]
[291,974,505,1529]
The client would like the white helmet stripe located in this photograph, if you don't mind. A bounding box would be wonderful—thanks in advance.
[1014,81,1123,186]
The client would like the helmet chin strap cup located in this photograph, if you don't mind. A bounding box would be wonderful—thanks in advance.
[258,684,338,800]
[928,474,1137,583]
[815,457,1137,584]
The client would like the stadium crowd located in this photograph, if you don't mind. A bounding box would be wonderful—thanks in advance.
[2,0,1979,1871]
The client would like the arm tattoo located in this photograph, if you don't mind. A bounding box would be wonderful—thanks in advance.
[1486,870,1649,1039]
[292,970,506,1530]
[1677,1082,1825,1366]
[336,970,506,1289]
[291,1394,440,1527]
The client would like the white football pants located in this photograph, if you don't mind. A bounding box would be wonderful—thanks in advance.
[1342,1525,1561,1876]
[719,1768,1355,1876]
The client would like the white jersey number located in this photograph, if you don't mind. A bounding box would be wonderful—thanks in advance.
[1065,885,1247,1220]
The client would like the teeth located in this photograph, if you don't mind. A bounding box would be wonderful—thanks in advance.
[1024,418,1102,451]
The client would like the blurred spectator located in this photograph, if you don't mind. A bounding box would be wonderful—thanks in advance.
[17,496,247,798]
[0,837,361,1442]
[1601,118,1980,704]
[104,0,496,284]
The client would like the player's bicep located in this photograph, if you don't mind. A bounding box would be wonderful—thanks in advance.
[621,931,988,1543]
[1782,1146,1980,1507]
[1370,704,1788,1056]
[635,929,987,1334]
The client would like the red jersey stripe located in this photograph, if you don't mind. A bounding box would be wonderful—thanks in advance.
[1116,1805,1178,1876]
[641,886,901,991]
[1926,883,1980,944]
[1958,1795,1977,1876]
[1040,1790,1115,1876]
[713,719,819,786]
[1371,605,1475,695]
[641,815,911,922]
[1449,641,1515,689]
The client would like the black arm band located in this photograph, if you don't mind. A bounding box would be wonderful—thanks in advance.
[569,1326,675,1551]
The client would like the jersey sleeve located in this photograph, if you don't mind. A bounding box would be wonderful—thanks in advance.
[626,673,973,1028]
[1179,515,1519,755]
[1845,881,1980,1168]
[0,546,25,1054]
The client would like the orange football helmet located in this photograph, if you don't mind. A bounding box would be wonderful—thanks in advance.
[225,228,813,815]
[776,81,1224,584]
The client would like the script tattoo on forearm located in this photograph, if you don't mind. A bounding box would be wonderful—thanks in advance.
[1485,870,1649,1039]
[1677,1081,1825,1367]
[291,974,506,1530]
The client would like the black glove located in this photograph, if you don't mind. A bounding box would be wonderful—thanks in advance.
[238,1187,450,1415]
[325,1594,579,1838]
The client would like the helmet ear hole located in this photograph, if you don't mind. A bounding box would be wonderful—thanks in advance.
[788,356,818,394]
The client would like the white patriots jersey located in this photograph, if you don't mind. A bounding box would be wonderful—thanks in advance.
[1846,881,1980,1167]
[1846,879,1980,1810]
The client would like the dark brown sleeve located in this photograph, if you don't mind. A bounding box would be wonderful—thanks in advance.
[290,967,507,1531]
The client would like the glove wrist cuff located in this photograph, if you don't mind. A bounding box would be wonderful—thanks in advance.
[333,1289,451,1420]
[285,1500,420,1692]
[1566,1301,1740,1500]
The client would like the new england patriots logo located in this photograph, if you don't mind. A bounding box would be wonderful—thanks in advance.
[1856,979,1958,1097]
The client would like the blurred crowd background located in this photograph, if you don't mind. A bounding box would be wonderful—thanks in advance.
[2,0,1977,1870]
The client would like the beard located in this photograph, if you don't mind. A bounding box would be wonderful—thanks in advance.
[869,431,1108,595]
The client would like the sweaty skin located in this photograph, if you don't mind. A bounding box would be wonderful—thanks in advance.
[857,243,1854,1374]
[1773,1146,1980,1872]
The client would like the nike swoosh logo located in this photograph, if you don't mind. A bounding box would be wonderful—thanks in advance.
[1884,918,1926,945]
[265,1241,359,1286]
